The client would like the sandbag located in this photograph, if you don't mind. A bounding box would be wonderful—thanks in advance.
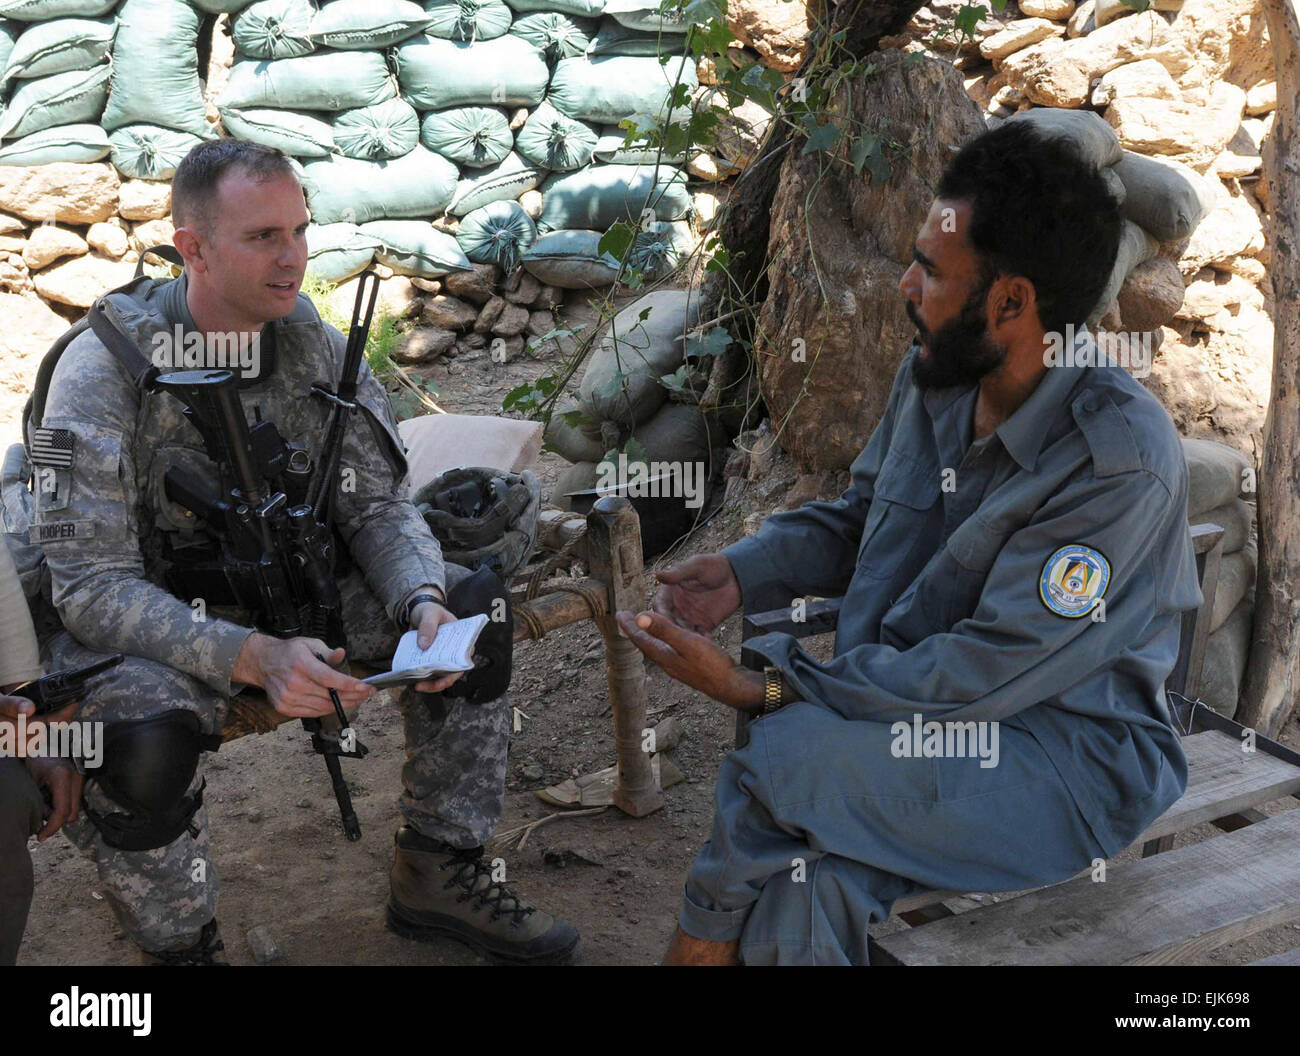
[585,17,672,56]
[510,11,594,61]
[548,54,695,124]
[514,101,598,171]
[361,219,472,278]
[521,229,619,288]
[543,398,606,463]
[1113,150,1216,242]
[1192,497,1254,555]
[0,62,109,139]
[628,401,713,466]
[231,0,315,58]
[593,123,686,164]
[306,221,381,282]
[447,149,542,216]
[1210,536,1256,635]
[1183,437,1250,517]
[579,289,700,427]
[223,51,395,112]
[109,123,205,179]
[102,0,209,138]
[309,0,430,49]
[537,164,691,233]
[551,460,601,510]
[301,146,459,224]
[420,106,513,168]
[0,0,116,19]
[0,16,114,85]
[1005,107,1122,169]
[456,200,536,273]
[0,20,17,70]
[394,33,548,109]
[219,106,336,157]
[332,98,419,160]
[192,0,255,12]
[504,0,603,16]
[627,219,693,281]
[423,0,512,41]
[1088,218,1158,325]
[603,0,687,32]
[0,121,108,164]
[1198,595,1252,718]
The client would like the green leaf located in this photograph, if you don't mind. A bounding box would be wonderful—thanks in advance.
[953,3,988,40]
[659,365,692,393]
[623,437,648,465]
[850,133,892,184]
[685,326,733,358]
[801,120,842,156]
[599,221,636,262]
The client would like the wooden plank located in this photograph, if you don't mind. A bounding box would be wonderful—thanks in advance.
[1137,731,1300,843]
[871,808,1300,965]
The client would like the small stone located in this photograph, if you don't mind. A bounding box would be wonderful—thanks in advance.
[542,846,603,869]
[475,295,507,334]
[443,262,499,305]
[509,107,529,131]
[526,309,554,337]
[246,924,286,964]
[532,283,562,310]
[394,326,457,363]
[518,189,543,220]
[0,213,24,235]
[246,808,263,823]
[131,217,175,253]
[1245,81,1276,116]
[23,225,89,270]
[687,151,725,182]
[692,191,719,228]
[521,762,544,781]
[409,276,442,295]
[504,269,540,305]
[86,221,129,259]
[424,293,478,331]
[1067,0,1094,36]
[492,302,530,337]
[1019,0,1074,18]
[118,179,171,221]
[461,330,487,349]
[32,251,133,307]
[295,798,312,808]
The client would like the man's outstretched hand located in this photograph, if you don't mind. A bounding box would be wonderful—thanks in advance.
[651,554,742,634]
[616,609,763,712]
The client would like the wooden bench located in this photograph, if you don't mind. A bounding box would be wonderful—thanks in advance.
[736,521,1300,965]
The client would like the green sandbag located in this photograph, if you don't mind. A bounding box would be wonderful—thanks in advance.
[627,219,694,281]
[0,121,108,164]
[1113,151,1216,242]
[515,100,597,171]
[521,229,619,288]
[419,106,513,169]
[0,62,109,139]
[602,0,687,32]
[422,0,512,42]
[585,17,680,56]
[301,146,459,224]
[306,221,382,282]
[504,0,603,16]
[333,99,420,160]
[628,401,713,467]
[219,106,336,157]
[395,33,549,109]
[538,164,691,233]
[0,20,17,70]
[103,0,210,138]
[109,124,205,179]
[1,17,115,86]
[223,51,396,112]
[0,0,116,19]
[309,0,430,49]
[593,122,684,164]
[361,219,472,278]
[192,0,255,12]
[510,11,594,62]
[456,200,536,273]
[548,54,696,124]
[231,0,314,59]
[447,150,542,216]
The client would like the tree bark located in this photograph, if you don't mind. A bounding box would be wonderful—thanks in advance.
[1236,0,1300,737]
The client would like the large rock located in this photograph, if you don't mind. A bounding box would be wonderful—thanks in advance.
[394,326,456,364]
[1090,59,1181,107]
[981,18,1063,61]
[0,290,68,360]
[443,262,499,305]
[424,293,479,330]
[1175,268,1264,329]
[1105,81,1246,172]
[758,51,986,472]
[1020,0,1075,19]
[1117,256,1184,332]
[32,252,134,308]
[1064,10,1195,80]
[1169,0,1274,92]
[0,163,119,225]
[118,179,172,222]
[23,226,89,271]
[712,97,774,173]
[130,218,177,253]
[1178,182,1266,275]
[87,221,130,259]
[726,0,811,73]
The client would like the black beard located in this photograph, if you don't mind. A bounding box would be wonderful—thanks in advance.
[907,290,1007,390]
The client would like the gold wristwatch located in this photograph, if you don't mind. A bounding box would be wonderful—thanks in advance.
[762,666,786,713]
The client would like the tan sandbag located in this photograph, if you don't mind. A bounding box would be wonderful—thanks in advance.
[627,401,716,466]
[397,413,542,494]
[1190,497,1254,554]
[1182,437,1251,518]
[550,460,600,510]
[1197,594,1252,718]
[1112,150,1216,242]
[543,398,607,464]
[1209,536,1256,636]
[1005,107,1123,168]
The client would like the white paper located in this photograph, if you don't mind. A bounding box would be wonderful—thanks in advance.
[363,614,489,687]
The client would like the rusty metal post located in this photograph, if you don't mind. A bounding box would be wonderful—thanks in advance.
[586,496,664,817]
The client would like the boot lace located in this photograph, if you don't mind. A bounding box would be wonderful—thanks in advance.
[149,919,227,966]
[439,847,536,926]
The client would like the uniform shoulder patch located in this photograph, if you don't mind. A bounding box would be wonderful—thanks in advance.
[1039,544,1110,618]
[30,427,75,467]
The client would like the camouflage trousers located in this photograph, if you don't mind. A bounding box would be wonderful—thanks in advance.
[49,563,510,953]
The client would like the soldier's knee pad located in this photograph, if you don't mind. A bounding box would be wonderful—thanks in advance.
[442,566,512,705]
[83,711,208,852]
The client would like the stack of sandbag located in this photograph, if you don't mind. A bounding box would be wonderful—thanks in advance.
[542,288,717,507]
[0,0,120,167]
[1181,437,1256,718]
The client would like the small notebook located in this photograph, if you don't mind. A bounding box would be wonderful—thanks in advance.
[363,614,489,689]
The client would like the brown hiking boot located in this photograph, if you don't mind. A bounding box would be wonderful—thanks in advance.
[138,919,229,965]
[387,825,580,965]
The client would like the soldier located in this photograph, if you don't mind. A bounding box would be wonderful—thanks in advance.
[31,140,578,965]
[617,121,1202,964]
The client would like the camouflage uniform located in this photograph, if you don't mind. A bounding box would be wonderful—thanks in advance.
[35,274,509,952]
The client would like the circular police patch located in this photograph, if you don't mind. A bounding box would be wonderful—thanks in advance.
[1039,544,1110,618]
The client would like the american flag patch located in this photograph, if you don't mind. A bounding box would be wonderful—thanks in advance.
[30,427,74,468]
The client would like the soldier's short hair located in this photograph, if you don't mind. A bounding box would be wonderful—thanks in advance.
[172,139,300,233]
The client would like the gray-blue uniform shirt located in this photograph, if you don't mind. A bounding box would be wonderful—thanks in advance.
[725,339,1201,858]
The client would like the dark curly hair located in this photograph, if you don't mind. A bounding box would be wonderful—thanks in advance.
[936,121,1123,336]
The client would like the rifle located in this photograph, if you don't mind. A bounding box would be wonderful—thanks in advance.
[154,273,382,841]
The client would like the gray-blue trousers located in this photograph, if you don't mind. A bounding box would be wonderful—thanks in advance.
[680,702,1107,965]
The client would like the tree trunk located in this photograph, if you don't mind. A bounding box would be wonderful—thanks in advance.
[1236,0,1300,738]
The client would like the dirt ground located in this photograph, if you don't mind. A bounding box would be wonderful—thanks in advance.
[10,302,1300,967]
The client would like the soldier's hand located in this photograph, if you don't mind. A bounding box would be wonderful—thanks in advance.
[0,697,80,758]
[409,601,466,694]
[26,756,83,841]
[651,554,742,635]
[241,634,376,718]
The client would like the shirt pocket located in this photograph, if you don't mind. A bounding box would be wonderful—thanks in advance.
[924,514,1012,629]
[855,448,940,581]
